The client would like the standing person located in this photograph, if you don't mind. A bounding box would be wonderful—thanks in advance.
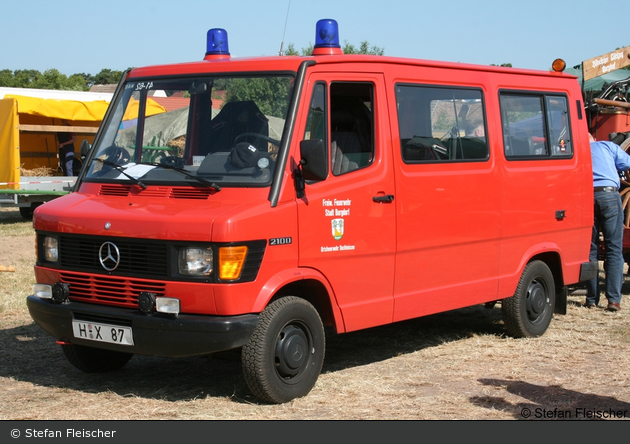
[57,120,76,176]
[586,133,630,311]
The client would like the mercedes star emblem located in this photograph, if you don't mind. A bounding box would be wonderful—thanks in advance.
[99,242,121,271]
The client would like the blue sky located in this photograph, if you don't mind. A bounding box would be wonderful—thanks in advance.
[2,0,628,76]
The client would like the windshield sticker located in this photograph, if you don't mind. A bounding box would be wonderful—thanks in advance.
[114,163,156,180]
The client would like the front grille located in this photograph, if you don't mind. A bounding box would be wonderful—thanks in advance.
[61,272,166,308]
[59,236,168,278]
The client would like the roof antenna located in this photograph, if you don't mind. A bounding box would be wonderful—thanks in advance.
[279,0,291,55]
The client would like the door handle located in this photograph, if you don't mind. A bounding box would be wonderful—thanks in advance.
[372,194,394,203]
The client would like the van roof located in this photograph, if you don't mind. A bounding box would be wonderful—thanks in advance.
[128,54,578,81]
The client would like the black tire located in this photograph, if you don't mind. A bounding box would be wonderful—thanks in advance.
[242,297,325,404]
[502,260,555,338]
[19,206,34,220]
[61,344,133,373]
[19,203,42,220]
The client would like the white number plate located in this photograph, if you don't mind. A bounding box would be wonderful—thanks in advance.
[72,320,134,346]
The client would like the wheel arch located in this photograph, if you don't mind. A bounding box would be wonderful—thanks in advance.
[252,268,345,333]
[528,250,567,315]
[529,250,564,289]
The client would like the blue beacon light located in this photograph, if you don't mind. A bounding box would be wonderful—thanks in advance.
[312,19,343,56]
[204,28,230,60]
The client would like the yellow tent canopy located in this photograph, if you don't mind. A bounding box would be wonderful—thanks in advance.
[0,92,166,189]
[5,94,111,121]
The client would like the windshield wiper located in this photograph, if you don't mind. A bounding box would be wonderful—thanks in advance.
[148,162,221,192]
[93,158,147,189]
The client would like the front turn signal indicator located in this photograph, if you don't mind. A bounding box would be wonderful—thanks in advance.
[219,246,248,280]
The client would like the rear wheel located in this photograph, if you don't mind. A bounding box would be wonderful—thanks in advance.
[242,297,325,404]
[61,344,133,373]
[19,203,42,220]
[502,260,555,338]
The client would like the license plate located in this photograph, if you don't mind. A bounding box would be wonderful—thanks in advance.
[72,320,134,346]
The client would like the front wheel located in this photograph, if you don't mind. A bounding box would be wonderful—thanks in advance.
[502,260,555,338]
[242,297,325,404]
[61,344,133,373]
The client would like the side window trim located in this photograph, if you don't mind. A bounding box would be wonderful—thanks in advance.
[329,82,375,176]
[500,90,573,160]
[395,83,489,164]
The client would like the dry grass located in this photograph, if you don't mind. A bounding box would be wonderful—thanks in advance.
[1,207,629,420]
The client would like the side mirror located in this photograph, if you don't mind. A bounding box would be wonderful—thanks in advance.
[80,140,91,160]
[299,139,327,181]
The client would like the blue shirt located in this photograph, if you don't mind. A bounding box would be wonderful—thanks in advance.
[590,140,630,189]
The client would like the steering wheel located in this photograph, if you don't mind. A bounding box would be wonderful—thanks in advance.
[102,145,131,165]
[234,133,280,151]
[93,146,131,175]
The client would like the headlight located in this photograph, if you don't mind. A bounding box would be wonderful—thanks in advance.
[43,236,58,262]
[178,247,213,276]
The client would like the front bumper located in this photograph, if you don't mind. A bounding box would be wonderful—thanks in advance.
[26,296,259,358]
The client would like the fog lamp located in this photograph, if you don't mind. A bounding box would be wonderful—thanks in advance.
[33,283,53,299]
[156,297,180,315]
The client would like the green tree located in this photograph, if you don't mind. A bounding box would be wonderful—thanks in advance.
[0,69,14,87]
[32,69,68,90]
[12,69,42,88]
[283,43,300,56]
[75,72,96,88]
[93,69,124,85]
[283,40,384,56]
[0,68,124,90]
[67,74,91,91]
[220,77,293,118]
[343,40,384,55]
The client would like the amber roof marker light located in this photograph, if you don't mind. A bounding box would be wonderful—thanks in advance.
[552,58,567,72]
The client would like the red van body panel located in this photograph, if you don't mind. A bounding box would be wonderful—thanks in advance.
[28,50,594,356]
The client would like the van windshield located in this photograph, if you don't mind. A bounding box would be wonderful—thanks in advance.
[84,75,294,187]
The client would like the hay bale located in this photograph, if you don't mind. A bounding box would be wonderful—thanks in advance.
[20,165,54,177]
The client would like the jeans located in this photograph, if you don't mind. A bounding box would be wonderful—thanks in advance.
[586,190,625,305]
[59,145,74,176]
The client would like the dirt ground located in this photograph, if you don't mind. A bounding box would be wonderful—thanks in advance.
[1,223,629,420]
[0,235,28,269]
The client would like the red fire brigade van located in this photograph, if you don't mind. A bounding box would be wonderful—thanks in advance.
[27,19,597,403]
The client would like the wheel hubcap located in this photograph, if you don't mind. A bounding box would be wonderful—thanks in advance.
[275,323,310,379]
[526,278,548,323]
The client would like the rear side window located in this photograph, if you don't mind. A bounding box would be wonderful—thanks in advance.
[396,84,488,163]
[500,92,572,159]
